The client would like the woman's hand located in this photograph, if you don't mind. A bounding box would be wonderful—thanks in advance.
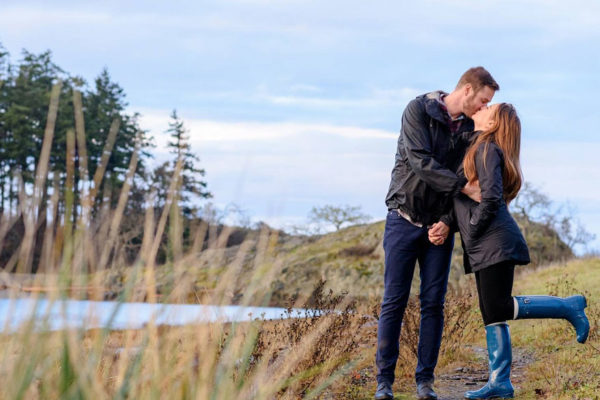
[428,221,449,245]
[461,180,482,202]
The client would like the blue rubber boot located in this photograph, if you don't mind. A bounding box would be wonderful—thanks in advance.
[465,323,514,399]
[514,295,589,343]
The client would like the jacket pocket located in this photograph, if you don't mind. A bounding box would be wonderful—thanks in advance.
[466,204,479,239]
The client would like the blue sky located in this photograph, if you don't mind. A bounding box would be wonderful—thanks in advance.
[1,0,599,252]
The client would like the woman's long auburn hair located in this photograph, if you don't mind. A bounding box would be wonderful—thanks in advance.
[463,103,523,204]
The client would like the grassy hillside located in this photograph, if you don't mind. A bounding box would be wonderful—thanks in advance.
[3,214,574,310]
[61,215,571,307]
[223,215,574,307]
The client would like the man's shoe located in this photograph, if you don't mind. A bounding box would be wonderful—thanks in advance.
[416,380,437,400]
[374,382,393,400]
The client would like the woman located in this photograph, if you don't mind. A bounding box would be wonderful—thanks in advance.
[431,103,589,399]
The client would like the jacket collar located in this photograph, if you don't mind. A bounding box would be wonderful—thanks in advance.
[423,91,450,124]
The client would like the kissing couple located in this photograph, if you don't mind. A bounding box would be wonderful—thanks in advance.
[374,66,590,400]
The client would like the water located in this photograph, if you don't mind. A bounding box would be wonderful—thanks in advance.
[0,297,310,332]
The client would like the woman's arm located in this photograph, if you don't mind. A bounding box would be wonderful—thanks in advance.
[468,143,504,238]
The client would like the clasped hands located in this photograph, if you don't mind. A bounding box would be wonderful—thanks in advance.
[428,221,449,246]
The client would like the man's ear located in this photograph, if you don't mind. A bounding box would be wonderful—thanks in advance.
[463,83,472,97]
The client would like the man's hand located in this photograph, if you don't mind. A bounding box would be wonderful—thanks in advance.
[461,180,481,203]
[428,221,449,246]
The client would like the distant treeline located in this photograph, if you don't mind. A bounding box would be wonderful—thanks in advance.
[0,43,210,270]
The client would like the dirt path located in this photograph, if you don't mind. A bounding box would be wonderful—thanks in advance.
[335,344,535,400]
[431,345,534,400]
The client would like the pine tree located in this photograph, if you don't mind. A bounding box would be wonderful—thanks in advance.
[165,109,210,217]
[84,68,150,211]
[2,49,70,215]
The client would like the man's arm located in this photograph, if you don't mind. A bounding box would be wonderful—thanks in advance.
[402,100,467,196]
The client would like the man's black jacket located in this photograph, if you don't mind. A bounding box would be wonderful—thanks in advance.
[385,91,474,226]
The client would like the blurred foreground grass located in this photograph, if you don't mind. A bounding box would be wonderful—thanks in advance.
[0,227,374,399]
[3,258,597,399]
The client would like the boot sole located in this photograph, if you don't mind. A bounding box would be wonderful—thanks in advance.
[464,393,514,399]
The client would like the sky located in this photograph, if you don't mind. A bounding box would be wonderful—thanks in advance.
[1,0,599,252]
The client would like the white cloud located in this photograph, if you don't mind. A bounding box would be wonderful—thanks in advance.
[137,109,396,144]
[136,108,394,208]
[289,84,322,93]
[259,87,421,110]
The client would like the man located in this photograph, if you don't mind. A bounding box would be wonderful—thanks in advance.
[375,67,499,400]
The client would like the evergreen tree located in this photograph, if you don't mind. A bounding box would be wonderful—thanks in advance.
[151,161,171,211]
[84,68,151,210]
[165,109,210,217]
[0,43,208,267]
[2,49,70,215]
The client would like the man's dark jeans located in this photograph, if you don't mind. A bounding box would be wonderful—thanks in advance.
[376,210,454,385]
